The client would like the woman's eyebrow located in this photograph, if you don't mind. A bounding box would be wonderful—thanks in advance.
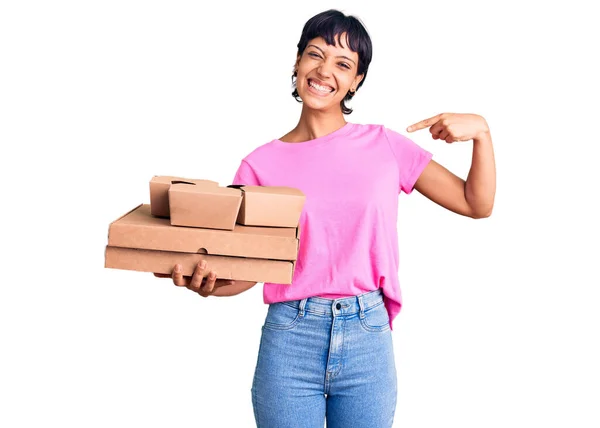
[307,44,356,65]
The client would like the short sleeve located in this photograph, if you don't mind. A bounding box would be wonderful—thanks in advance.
[232,160,261,186]
[384,127,433,194]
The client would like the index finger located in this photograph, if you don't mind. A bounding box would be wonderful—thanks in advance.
[406,114,443,132]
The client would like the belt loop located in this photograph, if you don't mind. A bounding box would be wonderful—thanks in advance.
[299,298,308,317]
[357,294,365,319]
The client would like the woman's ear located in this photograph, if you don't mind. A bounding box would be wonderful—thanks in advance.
[294,54,301,74]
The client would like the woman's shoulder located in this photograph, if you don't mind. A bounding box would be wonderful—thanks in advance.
[354,122,407,133]
[353,122,414,140]
[237,138,281,163]
[352,122,385,132]
[348,122,391,140]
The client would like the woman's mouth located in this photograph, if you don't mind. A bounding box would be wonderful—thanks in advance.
[307,78,335,96]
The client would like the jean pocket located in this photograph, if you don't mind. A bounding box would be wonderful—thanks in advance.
[359,301,390,333]
[263,302,301,331]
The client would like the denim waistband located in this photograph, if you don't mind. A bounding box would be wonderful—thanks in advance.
[278,288,384,317]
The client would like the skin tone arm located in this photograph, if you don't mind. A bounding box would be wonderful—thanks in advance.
[407,113,496,219]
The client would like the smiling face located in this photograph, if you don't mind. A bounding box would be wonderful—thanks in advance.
[294,33,363,112]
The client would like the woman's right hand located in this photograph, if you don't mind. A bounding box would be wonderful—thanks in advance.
[153,261,258,297]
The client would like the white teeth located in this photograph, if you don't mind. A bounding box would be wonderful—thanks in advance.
[309,80,333,93]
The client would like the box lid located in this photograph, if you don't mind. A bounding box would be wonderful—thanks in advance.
[234,185,305,197]
[150,176,218,217]
[151,176,218,187]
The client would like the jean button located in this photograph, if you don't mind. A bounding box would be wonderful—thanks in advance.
[336,303,341,310]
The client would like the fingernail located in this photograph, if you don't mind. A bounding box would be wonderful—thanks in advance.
[201,260,207,269]
[174,265,181,273]
[209,272,216,279]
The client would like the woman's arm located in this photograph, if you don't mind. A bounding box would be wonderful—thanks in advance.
[409,113,496,219]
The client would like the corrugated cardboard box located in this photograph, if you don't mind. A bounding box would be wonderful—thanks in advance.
[229,185,306,228]
[104,204,300,284]
[169,183,243,230]
[150,176,218,218]
[105,247,294,284]
[108,204,299,259]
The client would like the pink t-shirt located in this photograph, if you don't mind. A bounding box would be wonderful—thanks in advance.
[232,122,432,330]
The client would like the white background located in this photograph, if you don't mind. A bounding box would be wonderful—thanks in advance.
[1,0,598,427]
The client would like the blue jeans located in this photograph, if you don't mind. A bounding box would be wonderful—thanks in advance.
[251,289,397,428]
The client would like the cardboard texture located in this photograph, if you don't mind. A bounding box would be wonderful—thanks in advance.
[150,176,218,218]
[169,183,243,230]
[232,185,306,228]
[105,247,295,284]
[107,204,300,260]
[109,177,305,284]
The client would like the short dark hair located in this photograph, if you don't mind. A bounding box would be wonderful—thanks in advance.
[292,9,373,115]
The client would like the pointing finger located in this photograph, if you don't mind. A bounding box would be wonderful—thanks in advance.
[406,114,443,132]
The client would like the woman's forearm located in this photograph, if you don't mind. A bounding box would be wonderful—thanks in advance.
[213,280,258,297]
[465,130,496,218]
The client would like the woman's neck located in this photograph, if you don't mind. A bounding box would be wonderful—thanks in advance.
[280,108,347,143]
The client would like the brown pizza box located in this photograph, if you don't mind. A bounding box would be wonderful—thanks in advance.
[106,204,299,260]
[105,247,295,284]
[104,204,299,283]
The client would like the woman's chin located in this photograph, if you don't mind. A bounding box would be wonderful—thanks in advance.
[301,96,340,112]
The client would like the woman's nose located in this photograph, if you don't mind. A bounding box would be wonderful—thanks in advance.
[317,60,334,77]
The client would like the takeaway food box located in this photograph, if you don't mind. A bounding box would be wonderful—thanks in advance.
[104,176,305,284]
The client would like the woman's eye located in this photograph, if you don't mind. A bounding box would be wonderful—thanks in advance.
[307,52,350,69]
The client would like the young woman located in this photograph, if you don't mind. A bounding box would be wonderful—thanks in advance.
[156,9,495,428]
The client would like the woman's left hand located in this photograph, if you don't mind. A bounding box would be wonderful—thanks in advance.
[406,113,489,143]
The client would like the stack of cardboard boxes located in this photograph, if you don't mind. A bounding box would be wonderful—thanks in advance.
[104,176,305,284]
